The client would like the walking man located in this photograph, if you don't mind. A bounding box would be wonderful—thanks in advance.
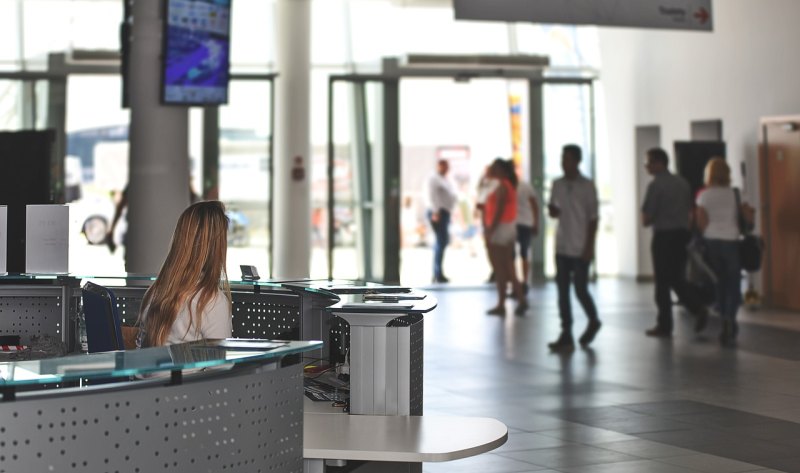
[427,159,457,283]
[641,147,708,337]
[548,145,602,350]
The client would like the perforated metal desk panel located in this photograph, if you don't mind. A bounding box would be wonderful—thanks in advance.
[0,275,309,352]
[0,340,321,473]
[0,275,79,350]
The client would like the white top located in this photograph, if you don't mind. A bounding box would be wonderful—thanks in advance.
[516,181,539,227]
[696,187,740,241]
[304,413,508,462]
[427,173,457,212]
[139,289,232,347]
[476,177,498,205]
[549,175,599,258]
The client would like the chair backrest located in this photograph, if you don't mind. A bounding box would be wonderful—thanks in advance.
[82,282,125,353]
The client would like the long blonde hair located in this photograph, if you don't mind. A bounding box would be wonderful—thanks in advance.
[704,157,731,187]
[139,201,231,347]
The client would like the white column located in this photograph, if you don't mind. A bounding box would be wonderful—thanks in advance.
[126,0,190,273]
[273,0,312,278]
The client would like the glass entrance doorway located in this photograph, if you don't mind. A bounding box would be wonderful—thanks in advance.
[399,78,519,287]
[323,60,599,285]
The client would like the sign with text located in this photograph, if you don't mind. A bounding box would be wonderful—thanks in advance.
[454,0,713,31]
[0,206,6,273]
[26,205,69,274]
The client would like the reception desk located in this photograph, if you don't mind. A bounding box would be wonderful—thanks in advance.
[0,340,321,473]
[0,275,508,473]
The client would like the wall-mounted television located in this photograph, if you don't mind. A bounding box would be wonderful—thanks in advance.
[162,0,232,106]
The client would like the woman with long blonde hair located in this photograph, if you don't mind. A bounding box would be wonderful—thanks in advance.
[137,201,232,347]
[695,157,754,347]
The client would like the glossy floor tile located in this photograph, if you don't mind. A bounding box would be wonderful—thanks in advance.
[421,280,800,472]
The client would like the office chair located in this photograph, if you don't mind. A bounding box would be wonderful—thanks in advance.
[82,282,125,353]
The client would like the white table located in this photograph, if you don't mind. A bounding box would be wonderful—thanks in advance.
[303,410,508,472]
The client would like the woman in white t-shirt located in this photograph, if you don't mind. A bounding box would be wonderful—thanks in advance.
[137,201,232,348]
[695,158,754,347]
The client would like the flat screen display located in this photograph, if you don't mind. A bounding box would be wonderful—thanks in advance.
[162,0,231,105]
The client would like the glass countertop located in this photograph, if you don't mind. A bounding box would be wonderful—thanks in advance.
[0,273,70,281]
[327,292,437,314]
[0,339,322,387]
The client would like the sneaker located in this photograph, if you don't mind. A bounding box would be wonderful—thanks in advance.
[548,334,575,351]
[514,301,529,316]
[645,327,672,338]
[487,306,506,316]
[579,320,602,346]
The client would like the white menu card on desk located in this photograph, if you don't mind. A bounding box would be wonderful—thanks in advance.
[0,206,6,273]
[26,205,69,274]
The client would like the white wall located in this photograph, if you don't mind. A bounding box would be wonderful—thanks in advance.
[598,0,800,277]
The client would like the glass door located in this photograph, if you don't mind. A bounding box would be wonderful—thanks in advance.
[325,75,399,283]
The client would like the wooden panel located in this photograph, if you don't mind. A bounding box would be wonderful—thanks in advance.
[762,118,800,310]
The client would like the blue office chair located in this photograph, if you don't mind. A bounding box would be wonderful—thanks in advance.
[82,282,125,353]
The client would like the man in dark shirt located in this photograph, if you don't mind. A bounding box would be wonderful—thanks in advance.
[641,148,708,337]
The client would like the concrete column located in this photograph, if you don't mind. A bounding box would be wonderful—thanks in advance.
[273,0,312,278]
[126,0,190,273]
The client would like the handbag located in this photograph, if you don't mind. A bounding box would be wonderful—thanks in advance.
[685,234,717,305]
[734,188,764,272]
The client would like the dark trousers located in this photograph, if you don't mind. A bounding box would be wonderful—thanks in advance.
[652,229,702,333]
[556,254,599,334]
[428,209,450,280]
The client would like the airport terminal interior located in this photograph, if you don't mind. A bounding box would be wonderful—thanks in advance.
[2,0,800,472]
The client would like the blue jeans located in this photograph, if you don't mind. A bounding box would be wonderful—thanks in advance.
[428,209,450,280]
[705,239,742,328]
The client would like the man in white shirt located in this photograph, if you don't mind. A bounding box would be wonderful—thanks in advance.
[427,159,457,283]
[515,177,540,294]
[547,145,601,350]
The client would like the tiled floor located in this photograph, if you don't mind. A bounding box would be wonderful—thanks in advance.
[421,280,800,473]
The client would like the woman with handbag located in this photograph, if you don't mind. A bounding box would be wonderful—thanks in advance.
[695,158,755,347]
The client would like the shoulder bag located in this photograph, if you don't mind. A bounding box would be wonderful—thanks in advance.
[734,188,763,272]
